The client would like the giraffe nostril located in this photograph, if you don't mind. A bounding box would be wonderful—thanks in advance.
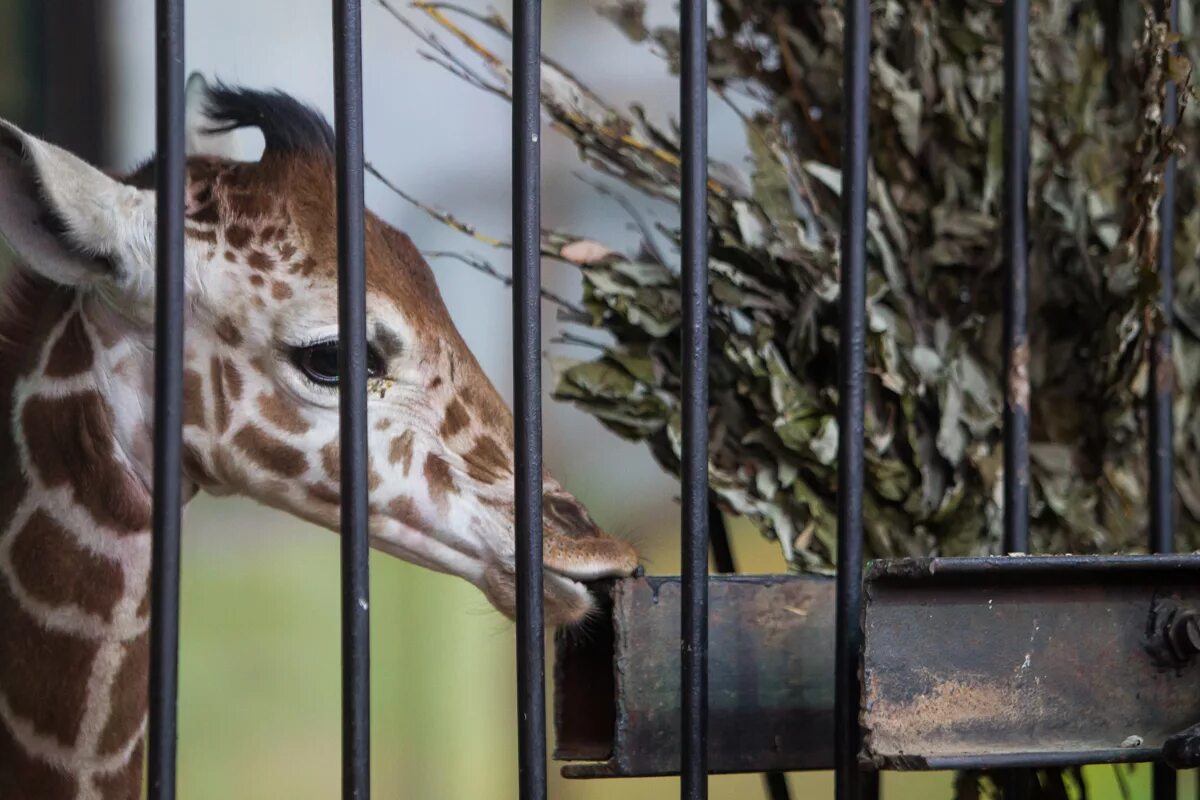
[544,494,600,539]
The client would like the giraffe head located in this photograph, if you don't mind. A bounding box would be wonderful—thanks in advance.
[0,76,639,626]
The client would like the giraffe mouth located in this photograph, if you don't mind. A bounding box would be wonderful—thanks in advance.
[541,537,642,585]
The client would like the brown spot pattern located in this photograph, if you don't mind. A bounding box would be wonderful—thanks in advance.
[223,359,244,401]
[10,510,124,620]
[0,579,97,745]
[233,425,308,478]
[256,392,309,435]
[423,453,457,507]
[183,369,206,428]
[45,312,93,378]
[321,442,340,481]
[91,740,143,799]
[463,436,511,485]
[440,398,470,439]
[188,201,219,226]
[388,495,424,529]
[0,719,77,798]
[211,356,229,432]
[225,224,251,249]
[98,631,149,755]
[215,316,243,347]
[247,250,273,272]
[271,281,293,300]
[292,256,318,276]
[22,393,152,532]
[389,431,414,475]
[182,443,217,487]
[187,226,217,243]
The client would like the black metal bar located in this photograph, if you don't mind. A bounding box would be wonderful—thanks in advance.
[1151,2,1181,797]
[146,0,185,797]
[680,0,710,793]
[709,501,791,800]
[333,1,371,797]
[1002,0,1031,556]
[1001,2,1032,794]
[835,0,870,798]
[1150,0,1181,585]
[512,0,546,795]
[1156,767,1179,800]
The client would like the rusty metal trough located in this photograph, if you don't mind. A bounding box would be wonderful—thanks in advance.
[553,556,1200,778]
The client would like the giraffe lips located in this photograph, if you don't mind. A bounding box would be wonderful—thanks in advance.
[541,539,641,584]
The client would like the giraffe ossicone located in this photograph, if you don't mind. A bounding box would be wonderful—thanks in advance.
[0,74,639,799]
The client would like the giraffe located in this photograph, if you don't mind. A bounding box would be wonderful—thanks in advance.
[0,75,641,799]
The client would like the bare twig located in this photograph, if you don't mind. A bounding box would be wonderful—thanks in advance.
[572,172,671,266]
[425,250,590,320]
[366,161,509,248]
[551,330,611,350]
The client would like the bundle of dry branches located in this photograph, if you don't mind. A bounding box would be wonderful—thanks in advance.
[379,1,1196,795]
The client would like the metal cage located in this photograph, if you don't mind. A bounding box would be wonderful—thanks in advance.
[141,1,1190,799]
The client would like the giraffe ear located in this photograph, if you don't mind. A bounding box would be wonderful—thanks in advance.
[0,118,155,294]
[186,73,248,160]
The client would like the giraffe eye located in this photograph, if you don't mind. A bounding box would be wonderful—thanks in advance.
[291,340,384,387]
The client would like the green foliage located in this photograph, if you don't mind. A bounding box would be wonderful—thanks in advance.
[548,0,1197,570]
[395,0,1197,571]
[385,1,1195,796]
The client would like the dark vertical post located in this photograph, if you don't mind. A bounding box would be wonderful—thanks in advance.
[1002,0,1031,557]
[512,0,547,796]
[834,0,870,799]
[333,1,371,797]
[38,0,109,163]
[1151,3,1180,798]
[680,0,709,794]
[146,0,185,797]
[1001,1,1033,796]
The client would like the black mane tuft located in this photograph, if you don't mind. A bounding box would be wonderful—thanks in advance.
[202,81,335,156]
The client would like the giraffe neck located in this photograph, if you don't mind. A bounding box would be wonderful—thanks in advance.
[0,274,163,800]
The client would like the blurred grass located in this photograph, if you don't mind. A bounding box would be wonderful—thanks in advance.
[176,496,1188,799]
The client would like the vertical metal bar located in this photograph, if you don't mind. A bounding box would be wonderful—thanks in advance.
[1002,0,1031,557]
[513,0,547,796]
[146,0,185,797]
[834,0,870,798]
[680,0,709,794]
[1151,3,1180,798]
[333,1,371,797]
[1001,1,1032,796]
[709,499,792,800]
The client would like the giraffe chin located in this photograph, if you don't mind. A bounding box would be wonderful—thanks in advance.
[479,563,599,629]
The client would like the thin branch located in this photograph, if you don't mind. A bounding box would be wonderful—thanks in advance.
[425,250,590,320]
[366,161,510,249]
[551,330,611,350]
[572,172,671,266]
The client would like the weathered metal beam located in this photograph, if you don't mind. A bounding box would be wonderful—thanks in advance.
[554,575,836,777]
[862,555,1200,770]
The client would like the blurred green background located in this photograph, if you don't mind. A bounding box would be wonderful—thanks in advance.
[2,0,1197,797]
